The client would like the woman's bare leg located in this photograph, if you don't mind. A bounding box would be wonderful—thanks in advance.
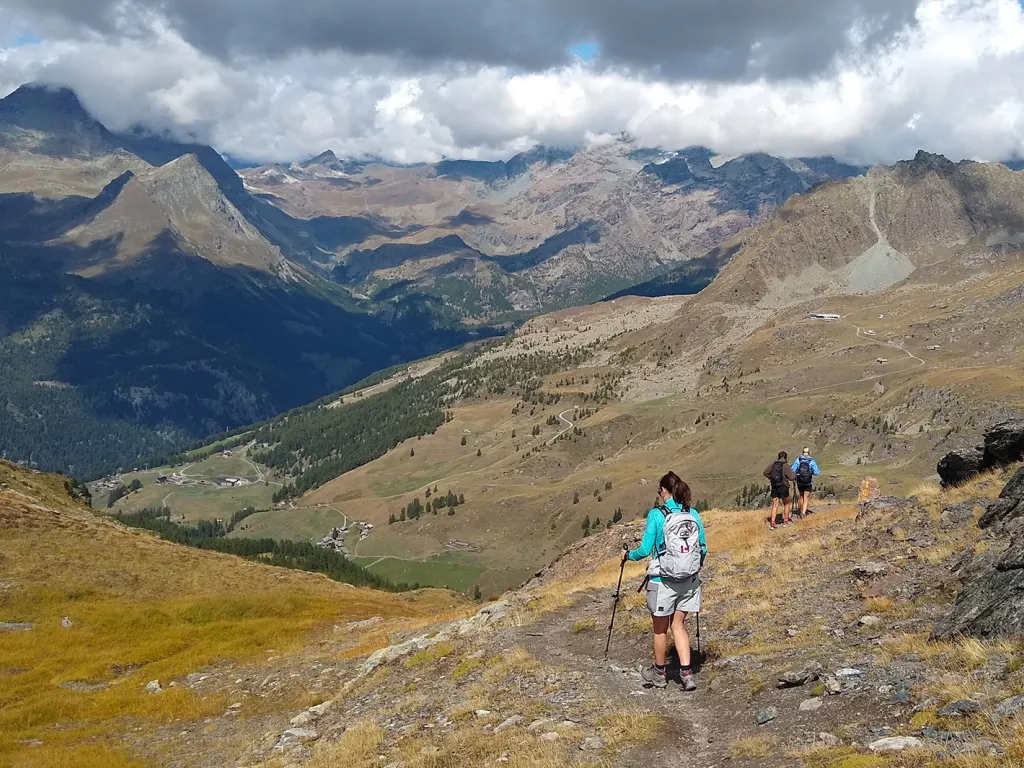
[671,611,691,668]
[652,614,671,666]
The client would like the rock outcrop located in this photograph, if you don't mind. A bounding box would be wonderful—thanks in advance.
[855,496,925,525]
[978,468,1024,530]
[933,468,1024,639]
[937,419,1024,486]
[937,449,984,487]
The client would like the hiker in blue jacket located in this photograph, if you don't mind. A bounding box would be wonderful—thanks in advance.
[621,471,706,691]
[791,447,821,518]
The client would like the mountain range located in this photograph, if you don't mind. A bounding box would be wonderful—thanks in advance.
[138,146,1024,596]
[240,141,866,318]
[7,79,1024,768]
[0,82,875,477]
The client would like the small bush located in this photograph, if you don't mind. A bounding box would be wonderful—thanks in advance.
[405,641,456,668]
[573,618,597,634]
[452,655,486,681]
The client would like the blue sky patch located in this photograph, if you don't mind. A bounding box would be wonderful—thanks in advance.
[11,34,43,47]
[569,41,599,63]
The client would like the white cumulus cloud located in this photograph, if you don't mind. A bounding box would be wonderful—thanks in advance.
[0,0,1022,164]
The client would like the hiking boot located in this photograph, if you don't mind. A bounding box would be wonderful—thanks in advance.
[680,670,697,692]
[768,521,777,530]
[641,665,668,689]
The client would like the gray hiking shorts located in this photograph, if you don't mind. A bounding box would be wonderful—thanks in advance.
[646,575,701,617]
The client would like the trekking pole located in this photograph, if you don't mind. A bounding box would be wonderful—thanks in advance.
[603,543,628,661]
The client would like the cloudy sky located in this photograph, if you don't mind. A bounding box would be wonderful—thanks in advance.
[1,0,1023,164]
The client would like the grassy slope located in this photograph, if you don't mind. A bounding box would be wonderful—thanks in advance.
[88,259,1024,597]
[295,270,1024,595]
[0,460,469,767]
[103,450,279,522]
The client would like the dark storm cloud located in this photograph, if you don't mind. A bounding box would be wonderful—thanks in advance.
[13,0,922,79]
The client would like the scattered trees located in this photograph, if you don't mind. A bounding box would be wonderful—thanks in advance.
[393,490,466,523]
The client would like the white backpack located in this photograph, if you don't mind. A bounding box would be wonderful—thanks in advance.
[655,506,703,581]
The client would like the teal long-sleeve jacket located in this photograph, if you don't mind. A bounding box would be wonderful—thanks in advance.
[627,499,707,583]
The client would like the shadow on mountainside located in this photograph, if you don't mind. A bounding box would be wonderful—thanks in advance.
[605,243,739,300]
[0,235,497,477]
[0,191,92,241]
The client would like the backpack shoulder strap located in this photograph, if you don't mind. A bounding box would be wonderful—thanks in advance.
[654,504,671,555]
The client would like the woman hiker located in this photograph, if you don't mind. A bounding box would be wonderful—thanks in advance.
[791,447,821,518]
[621,471,706,691]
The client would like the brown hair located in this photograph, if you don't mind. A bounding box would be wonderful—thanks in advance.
[778,450,788,461]
[659,471,693,509]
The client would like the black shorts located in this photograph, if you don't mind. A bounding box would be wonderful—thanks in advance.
[771,486,790,500]
[797,482,813,495]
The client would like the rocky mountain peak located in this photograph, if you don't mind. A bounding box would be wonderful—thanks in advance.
[0,83,115,157]
[297,149,367,177]
[0,83,93,122]
[306,149,339,164]
[896,150,959,179]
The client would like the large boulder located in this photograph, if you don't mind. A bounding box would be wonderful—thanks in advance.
[937,447,984,487]
[941,499,988,528]
[983,419,1024,467]
[855,496,925,524]
[937,420,1024,486]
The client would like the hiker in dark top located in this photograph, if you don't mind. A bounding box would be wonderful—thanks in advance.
[791,447,821,518]
[763,451,797,530]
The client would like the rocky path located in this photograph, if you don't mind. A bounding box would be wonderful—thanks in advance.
[509,593,718,767]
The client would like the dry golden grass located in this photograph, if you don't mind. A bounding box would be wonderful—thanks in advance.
[0,462,468,766]
[336,631,392,661]
[309,720,384,768]
[703,504,859,570]
[406,641,457,668]
[876,634,1016,672]
[481,647,539,684]
[573,617,597,634]
[520,558,646,622]
[392,726,576,768]
[447,692,495,722]
[798,747,886,768]
[864,597,895,613]
[598,709,663,750]
[451,654,487,681]
[397,691,432,715]
[861,597,918,622]
[720,598,775,631]
[913,465,1020,519]
[728,735,779,759]
[919,539,974,566]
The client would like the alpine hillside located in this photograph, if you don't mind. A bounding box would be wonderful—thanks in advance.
[103,150,1024,597]
[10,438,1024,768]
[0,84,493,478]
